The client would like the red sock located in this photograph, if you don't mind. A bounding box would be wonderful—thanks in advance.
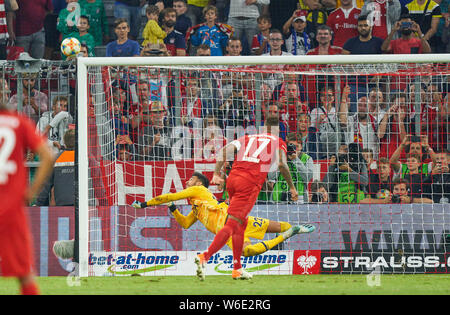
[231,219,247,270]
[204,219,239,261]
[21,281,40,295]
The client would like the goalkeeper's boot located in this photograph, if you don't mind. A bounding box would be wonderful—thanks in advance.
[232,268,253,280]
[281,224,315,240]
[194,253,206,281]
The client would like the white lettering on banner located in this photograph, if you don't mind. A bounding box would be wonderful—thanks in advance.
[117,164,153,205]
[162,164,185,205]
[130,217,173,250]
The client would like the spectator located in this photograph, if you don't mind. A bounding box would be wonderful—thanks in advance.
[8,74,48,123]
[339,94,380,160]
[173,0,192,36]
[36,95,73,154]
[270,132,314,203]
[362,147,377,174]
[268,0,298,32]
[360,157,394,202]
[297,0,330,45]
[390,136,433,199]
[186,0,208,26]
[225,37,243,56]
[66,15,96,57]
[261,28,292,56]
[423,150,450,203]
[44,0,62,59]
[106,18,140,56]
[259,82,274,120]
[390,134,435,172]
[282,9,312,55]
[276,81,308,132]
[326,0,361,48]
[200,114,226,160]
[218,78,255,129]
[227,0,268,56]
[160,7,187,56]
[142,5,167,50]
[187,5,232,56]
[309,180,329,203]
[9,0,53,59]
[195,43,210,55]
[296,112,321,160]
[405,0,442,52]
[111,88,131,139]
[306,24,343,54]
[322,142,369,203]
[251,14,272,55]
[386,178,433,204]
[79,0,109,47]
[262,102,288,141]
[377,93,411,158]
[57,0,85,42]
[310,84,343,158]
[135,100,172,160]
[180,76,207,128]
[367,87,387,123]
[342,14,384,54]
[113,0,143,40]
[79,42,90,56]
[381,15,431,54]
[442,9,450,52]
[117,138,134,161]
[361,0,402,40]
[35,129,76,206]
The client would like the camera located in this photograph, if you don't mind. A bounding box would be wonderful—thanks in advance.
[287,143,297,156]
[391,194,401,203]
[401,21,412,29]
[311,192,323,203]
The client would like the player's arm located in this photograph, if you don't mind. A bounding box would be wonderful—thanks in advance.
[168,203,198,229]
[26,142,54,203]
[132,186,199,208]
[211,142,237,185]
[278,148,298,201]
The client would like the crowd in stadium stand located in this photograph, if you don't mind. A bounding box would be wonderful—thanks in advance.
[1,0,449,206]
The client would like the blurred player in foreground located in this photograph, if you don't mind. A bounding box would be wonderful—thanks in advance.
[0,79,54,295]
[199,115,301,280]
[132,171,315,256]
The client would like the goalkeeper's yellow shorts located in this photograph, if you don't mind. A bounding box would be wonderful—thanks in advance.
[226,216,270,249]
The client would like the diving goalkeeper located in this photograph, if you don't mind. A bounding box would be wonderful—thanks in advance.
[131,171,315,257]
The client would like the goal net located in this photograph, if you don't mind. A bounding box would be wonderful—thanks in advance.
[77,55,450,277]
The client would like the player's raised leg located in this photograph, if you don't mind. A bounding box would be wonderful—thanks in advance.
[243,221,316,257]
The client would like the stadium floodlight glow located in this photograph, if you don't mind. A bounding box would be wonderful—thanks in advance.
[77,54,450,278]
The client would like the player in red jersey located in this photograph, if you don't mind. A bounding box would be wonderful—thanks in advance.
[195,116,298,280]
[0,79,54,295]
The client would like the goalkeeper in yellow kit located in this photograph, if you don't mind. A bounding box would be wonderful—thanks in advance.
[131,172,315,257]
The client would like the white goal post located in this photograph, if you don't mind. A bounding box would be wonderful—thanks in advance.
[77,55,450,278]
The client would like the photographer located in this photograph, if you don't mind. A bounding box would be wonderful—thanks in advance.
[381,14,431,54]
[270,133,314,204]
[423,150,450,203]
[385,178,433,204]
[309,180,329,204]
[218,85,255,129]
[322,143,369,203]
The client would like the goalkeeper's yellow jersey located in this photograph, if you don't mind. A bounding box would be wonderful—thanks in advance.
[146,185,228,234]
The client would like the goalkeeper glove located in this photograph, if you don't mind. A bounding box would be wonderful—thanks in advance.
[168,202,178,213]
[131,200,147,209]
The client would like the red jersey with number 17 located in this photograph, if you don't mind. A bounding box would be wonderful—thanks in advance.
[0,110,45,218]
[228,133,286,187]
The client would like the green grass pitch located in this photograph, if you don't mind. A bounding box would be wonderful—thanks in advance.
[1,274,449,295]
